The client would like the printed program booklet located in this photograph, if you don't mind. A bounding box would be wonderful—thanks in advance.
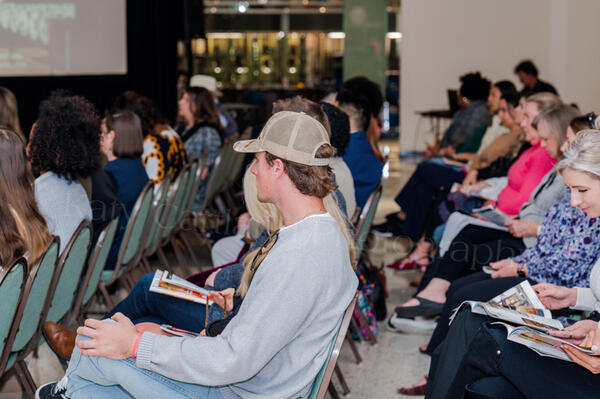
[451,281,563,332]
[452,281,597,361]
[149,269,213,305]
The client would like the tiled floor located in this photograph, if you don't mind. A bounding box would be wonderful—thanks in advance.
[0,140,432,399]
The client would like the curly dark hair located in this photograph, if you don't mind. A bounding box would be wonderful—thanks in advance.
[29,92,101,181]
[459,72,491,102]
[339,76,384,117]
[112,90,168,135]
[320,102,350,156]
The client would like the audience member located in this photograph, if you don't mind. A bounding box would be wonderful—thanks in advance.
[100,110,149,269]
[425,72,491,158]
[0,128,52,268]
[320,101,356,217]
[514,59,558,96]
[28,93,99,253]
[0,86,24,142]
[190,74,238,139]
[338,76,385,163]
[338,88,383,209]
[426,130,600,399]
[37,111,357,399]
[176,86,224,208]
[113,91,187,184]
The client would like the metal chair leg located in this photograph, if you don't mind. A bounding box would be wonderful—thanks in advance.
[327,382,340,399]
[15,360,36,397]
[98,283,115,309]
[345,331,362,364]
[334,364,350,395]
[170,236,192,276]
[179,232,201,270]
[157,247,174,273]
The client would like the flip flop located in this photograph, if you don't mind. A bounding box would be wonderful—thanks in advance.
[395,297,444,318]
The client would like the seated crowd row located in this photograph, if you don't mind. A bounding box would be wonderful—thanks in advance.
[375,62,600,397]
[0,75,386,398]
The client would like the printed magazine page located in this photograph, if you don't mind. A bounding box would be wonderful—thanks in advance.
[493,322,597,362]
[450,282,563,331]
[149,270,213,305]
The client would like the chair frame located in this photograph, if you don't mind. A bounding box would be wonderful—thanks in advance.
[2,238,60,396]
[0,258,27,377]
[66,216,120,328]
[99,181,154,307]
[42,220,93,327]
[311,294,358,399]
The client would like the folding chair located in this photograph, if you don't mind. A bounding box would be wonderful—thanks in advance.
[66,216,121,328]
[0,258,27,377]
[2,239,60,396]
[308,294,357,399]
[98,181,154,307]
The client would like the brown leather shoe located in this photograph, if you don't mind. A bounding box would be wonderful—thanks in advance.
[43,322,76,361]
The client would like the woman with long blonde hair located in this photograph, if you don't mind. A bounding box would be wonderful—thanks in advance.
[0,128,52,268]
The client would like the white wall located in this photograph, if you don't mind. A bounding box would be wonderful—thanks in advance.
[400,0,600,151]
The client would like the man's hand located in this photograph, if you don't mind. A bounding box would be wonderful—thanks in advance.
[208,288,235,312]
[563,328,600,374]
[550,320,599,344]
[76,313,139,359]
[504,220,540,238]
[489,258,520,279]
[533,283,578,310]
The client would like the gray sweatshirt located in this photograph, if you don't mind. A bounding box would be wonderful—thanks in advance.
[136,214,358,398]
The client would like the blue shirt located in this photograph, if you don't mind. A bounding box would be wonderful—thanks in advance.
[342,130,383,209]
[104,157,149,215]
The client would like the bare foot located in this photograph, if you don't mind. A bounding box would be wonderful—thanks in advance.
[419,344,428,352]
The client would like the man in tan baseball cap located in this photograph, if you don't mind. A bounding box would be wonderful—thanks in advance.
[35,109,357,399]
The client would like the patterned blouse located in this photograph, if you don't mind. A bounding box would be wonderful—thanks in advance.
[513,193,600,287]
[142,124,187,184]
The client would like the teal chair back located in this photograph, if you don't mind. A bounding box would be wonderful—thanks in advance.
[308,294,357,399]
[175,159,199,227]
[8,239,59,355]
[144,173,173,255]
[121,182,154,265]
[160,166,191,240]
[0,258,26,375]
[184,154,207,213]
[45,221,92,324]
[202,135,237,210]
[353,184,382,263]
[82,217,121,309]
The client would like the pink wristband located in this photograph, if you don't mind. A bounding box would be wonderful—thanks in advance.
[131,331,143,359]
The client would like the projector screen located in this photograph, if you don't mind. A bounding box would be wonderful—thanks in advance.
[0,0,127,76]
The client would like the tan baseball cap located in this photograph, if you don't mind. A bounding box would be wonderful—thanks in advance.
[233,111,332,166]
[190,74,222,96]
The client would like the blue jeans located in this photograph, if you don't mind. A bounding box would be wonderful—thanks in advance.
[65,332,224,398]
[107,273,208,333]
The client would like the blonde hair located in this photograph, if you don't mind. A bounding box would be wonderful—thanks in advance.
[558,129,600,178]
[242,162,283,231]
[236,147,355,299]
[525,92,562,113]
[0,87,23,141]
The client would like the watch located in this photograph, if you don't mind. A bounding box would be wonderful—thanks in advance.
[517,263,526,277]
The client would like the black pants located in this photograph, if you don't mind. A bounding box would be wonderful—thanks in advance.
[418,225,526,292]
[395,161,465,241]
[425,273,534,355]
[427,309,600,399]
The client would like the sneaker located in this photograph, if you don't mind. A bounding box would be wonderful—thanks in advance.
[386,314,437,334]
[36,379,68,399]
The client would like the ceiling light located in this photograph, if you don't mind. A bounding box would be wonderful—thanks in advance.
[327,32,345,39]
[386,32,402,39]
[319,6,326,13]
